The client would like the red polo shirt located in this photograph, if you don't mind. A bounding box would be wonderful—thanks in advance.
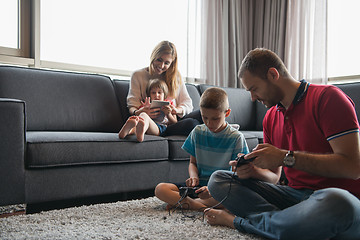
[263,80,360,198]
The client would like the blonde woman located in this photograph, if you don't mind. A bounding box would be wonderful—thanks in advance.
[127,40,200,136]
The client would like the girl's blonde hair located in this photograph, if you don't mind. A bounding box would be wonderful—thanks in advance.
[149,41,181,98]
[146,79,169,99]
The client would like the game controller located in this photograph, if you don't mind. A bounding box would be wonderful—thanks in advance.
[235,155,256,167]
[179,186,200,198]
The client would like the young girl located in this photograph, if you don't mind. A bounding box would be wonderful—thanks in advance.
[119,79,177,142]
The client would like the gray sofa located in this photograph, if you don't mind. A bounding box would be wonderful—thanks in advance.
[1,65,359,209]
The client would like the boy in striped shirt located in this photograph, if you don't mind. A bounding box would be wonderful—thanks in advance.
[155,87,249,211]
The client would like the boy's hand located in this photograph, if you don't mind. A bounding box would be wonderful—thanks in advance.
[196,186,211,199]
[186,177,199,187]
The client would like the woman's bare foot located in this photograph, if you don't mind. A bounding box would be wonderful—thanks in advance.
[204,208,236,229]
[135,117,146,142]
[118,116,138,139]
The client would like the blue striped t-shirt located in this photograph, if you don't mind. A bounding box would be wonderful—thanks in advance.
[182,123,249,186]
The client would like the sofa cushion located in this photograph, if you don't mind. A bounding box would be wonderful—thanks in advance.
[166,135,189,161]
[26,131,169,168]
[0,66,122,132]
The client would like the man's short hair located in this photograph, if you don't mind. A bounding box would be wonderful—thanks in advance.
[200,87,229,112]
[238,48,290,80]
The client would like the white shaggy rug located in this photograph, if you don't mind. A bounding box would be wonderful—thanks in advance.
[0,197,264,239]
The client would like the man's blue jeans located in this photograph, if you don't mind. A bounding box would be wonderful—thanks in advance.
[208,170,360,240]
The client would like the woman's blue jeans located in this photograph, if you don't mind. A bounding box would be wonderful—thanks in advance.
[208,170,360,240]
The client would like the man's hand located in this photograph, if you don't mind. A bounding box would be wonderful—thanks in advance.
[230,159,256,179]
[230,152,282,184]
[196,186,211,199]
[247,143,285,170]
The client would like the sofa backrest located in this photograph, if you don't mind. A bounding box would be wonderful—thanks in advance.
[186,83,201,112]
[334,82,360,122]
[113,79,131,124]
[255,101,268,130]
[0,66,122,132]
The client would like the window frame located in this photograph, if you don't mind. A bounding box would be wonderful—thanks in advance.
[328,75,360,84]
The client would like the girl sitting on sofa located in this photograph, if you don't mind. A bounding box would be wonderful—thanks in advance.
[119,79,177,142]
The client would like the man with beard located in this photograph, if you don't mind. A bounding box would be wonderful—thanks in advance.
[204,48,360,240]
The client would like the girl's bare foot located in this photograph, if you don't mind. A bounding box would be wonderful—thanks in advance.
[135,117,146,142]
[118,116,138,139]
[204,208,236,229]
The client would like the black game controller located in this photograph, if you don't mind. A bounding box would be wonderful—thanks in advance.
[235,155,256,167]
[179,186,200,198]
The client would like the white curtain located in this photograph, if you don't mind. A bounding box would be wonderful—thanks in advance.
[200,0,232,87]
[200,0,250,87]
[200,0,287,87]
[284,0,327,84]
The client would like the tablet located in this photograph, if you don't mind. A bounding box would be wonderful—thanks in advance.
[150,100,170,108]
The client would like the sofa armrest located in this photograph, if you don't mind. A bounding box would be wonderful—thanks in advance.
[0,98,26,205]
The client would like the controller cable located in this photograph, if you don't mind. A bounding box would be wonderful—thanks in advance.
[202,155,256,221]
[168,155,255,221]
[168,187,205,220]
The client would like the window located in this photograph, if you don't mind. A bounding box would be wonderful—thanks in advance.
[327,0,360,81]
[0,0,18,49]
[40,0,192,77]
[0,0,30,59]
[0,0,200,78]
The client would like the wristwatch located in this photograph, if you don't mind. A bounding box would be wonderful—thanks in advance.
[283,150,295,167]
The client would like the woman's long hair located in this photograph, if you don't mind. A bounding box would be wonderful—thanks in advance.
[149,41,181,98]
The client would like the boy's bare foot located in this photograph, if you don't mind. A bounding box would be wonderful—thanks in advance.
[204,208,236,229]
[165,198,206,212]
[135,117,146,142]
[118,116,138,139]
